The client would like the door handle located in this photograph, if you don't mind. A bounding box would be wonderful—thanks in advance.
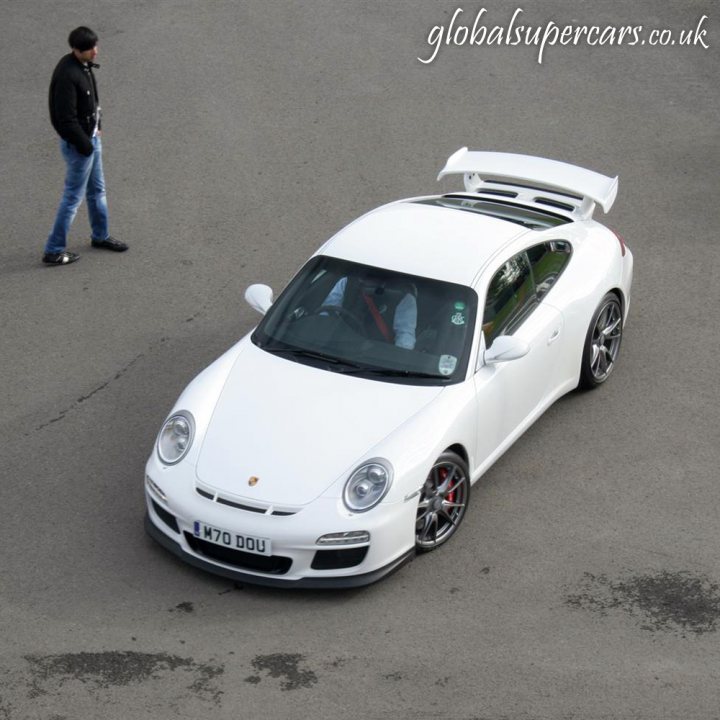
[547,328,561,345]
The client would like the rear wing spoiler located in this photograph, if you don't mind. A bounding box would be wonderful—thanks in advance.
[437,148,618,220]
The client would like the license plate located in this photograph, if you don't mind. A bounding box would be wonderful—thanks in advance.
[193,521,272,556]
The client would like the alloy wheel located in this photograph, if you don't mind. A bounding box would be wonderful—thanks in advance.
[589,299,622,382]
[416,455,469,551]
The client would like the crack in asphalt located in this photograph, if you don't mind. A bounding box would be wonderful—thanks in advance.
[31,352,144,434]
[29,274,240,437]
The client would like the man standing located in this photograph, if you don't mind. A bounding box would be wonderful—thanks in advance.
[44,26,127,265]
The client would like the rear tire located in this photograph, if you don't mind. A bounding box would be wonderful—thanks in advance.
[579,293,623,389]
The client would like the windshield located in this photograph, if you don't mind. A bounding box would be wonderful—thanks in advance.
[252,256,478,385]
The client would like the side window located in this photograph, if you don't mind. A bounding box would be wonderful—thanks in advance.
[527,241,572,300]
[482,252,535,347]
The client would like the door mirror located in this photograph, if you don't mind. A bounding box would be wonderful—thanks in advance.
[245,284,273,315]
[484,335,530,364]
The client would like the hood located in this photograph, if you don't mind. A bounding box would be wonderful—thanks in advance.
[196,342,442,505]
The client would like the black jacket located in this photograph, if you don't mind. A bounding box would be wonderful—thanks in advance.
[49,53,101,156]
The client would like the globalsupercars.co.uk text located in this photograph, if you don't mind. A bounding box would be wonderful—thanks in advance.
[418,7,710,64]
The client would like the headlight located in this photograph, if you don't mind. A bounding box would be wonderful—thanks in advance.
[156,412,195,465]
[343,459,393,512]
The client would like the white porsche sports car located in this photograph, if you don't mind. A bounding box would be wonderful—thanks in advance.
[145,149,633,588]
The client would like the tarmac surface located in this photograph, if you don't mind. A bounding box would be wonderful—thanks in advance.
[1,1,718,718]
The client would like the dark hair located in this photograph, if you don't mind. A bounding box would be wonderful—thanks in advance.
[68,26,98,52]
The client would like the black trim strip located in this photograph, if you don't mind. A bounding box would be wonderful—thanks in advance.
[484,179,583,200]
[441,194,571,222]
[216,496,266,513]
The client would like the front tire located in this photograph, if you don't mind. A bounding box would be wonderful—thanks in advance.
[579,292,623,389]
[415,451,470,552]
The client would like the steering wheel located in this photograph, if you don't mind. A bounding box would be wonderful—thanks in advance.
[310,304,364,332]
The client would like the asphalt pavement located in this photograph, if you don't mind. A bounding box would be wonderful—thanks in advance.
[1,1,718,718]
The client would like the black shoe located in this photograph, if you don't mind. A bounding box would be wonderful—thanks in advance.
[91,235,128,252]
[42,250,80,265]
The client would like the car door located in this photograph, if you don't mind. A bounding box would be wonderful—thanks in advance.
[472,247,566,470]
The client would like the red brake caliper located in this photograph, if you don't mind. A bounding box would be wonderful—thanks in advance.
[441,467,455,504]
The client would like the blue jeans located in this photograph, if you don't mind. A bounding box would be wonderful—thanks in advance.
[45,135,109,254]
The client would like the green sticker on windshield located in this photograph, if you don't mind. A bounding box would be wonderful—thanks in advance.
[451,301,466,326]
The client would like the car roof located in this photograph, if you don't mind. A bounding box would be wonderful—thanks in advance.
[317,200,530,286]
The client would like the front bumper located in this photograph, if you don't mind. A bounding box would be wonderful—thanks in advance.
[144,458,418,589]
[145,513,414,589]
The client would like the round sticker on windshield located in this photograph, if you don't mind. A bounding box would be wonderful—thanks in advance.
[438,354,457,376]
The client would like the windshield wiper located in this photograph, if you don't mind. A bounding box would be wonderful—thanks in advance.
[334,367,448,380]
[263,345,361,368]
[261,344,446,379]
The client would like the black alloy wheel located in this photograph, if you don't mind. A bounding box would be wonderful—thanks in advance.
[415,451,470,551]
[579,292,623,389]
